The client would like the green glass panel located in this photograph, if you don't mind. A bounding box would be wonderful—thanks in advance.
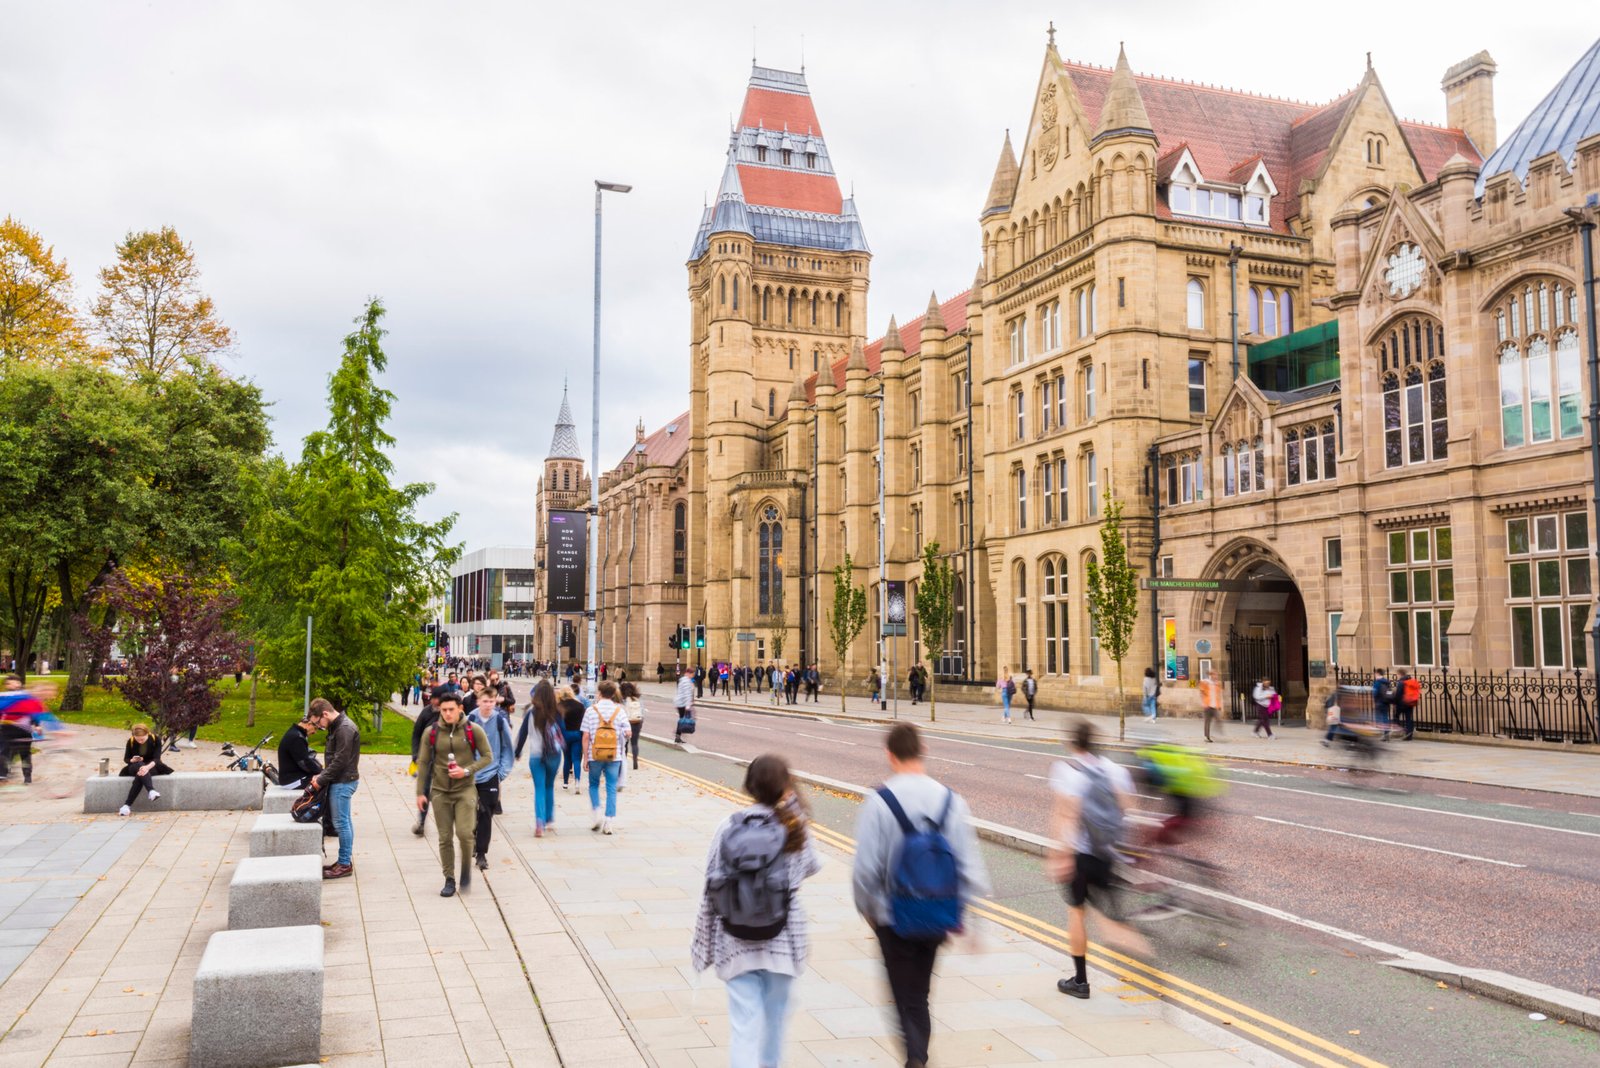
[1436,567,1454,602]
[1389,531,1407,564]
[1568,559,1591,597]
[1560,396,1582,438]
[1415,611,1434,666]
[1435,527,1452,561]
[1390,571,1410,604]
[1507,519,1530,556]
[1510,562,1532,598]
[1439,608,1453,668]
[1412,530,1430,563]
[1511,606,1535,668]
[1391,612,1411,666]
[1412,569,1433,603]
[1541,605,1564,667]
[1566,512,1589,551]
[1538,559,1562,598]
[1571,604,1590,669]
[1503,405,1524,447]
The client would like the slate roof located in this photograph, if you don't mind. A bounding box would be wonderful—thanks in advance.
[607,411,691,477]
[547,386,581,460]
[1061,61,1480,232]
[1476,36,1600,196]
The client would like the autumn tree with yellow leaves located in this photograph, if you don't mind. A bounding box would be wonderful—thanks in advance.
[0,216,90,367]
[94,226,233,377]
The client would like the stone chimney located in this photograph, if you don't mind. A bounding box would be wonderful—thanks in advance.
[1442,51,1497,157]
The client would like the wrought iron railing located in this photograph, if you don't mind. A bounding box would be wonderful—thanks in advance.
[1332,666,1597,744]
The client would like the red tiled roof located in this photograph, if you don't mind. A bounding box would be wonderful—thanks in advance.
[801,290,971,400]
[1063,64,1480,230]
[608,411,691,477]
[737,165,843,214]
[739,87,823,138]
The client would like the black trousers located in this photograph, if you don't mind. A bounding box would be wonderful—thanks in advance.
[628,721,642,769]
[874,925,941,1066]
[474,780,500,857]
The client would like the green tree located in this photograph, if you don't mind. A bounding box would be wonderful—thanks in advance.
[94,227,233,378]
[827,552,868,715]
[766,613,788,664]
[1085,490,1141,740]
[236,299,457,723]
[914,541,956,723]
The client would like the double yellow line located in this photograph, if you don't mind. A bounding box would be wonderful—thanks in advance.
[643,758,1386,1068]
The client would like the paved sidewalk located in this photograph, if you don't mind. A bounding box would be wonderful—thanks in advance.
[631,680,1600,798]
[0,722,1274,1067]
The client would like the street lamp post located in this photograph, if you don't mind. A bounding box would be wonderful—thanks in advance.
[1565,200,1599,696]
[587,179,632,701]
[868,390,890,714]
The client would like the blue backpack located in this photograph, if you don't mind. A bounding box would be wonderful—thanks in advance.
[876,786,963,941]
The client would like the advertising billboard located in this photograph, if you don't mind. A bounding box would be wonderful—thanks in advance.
[546,510,587,613]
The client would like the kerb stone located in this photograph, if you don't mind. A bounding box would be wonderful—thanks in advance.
[229,855,322,930]
[190,924,323,1068]
[248,813,323,859]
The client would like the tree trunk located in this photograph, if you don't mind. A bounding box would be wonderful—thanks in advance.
[247,670,258,728]
[86,606,116,686]
[57,555,115,713]
[1116,659,1126,741]
[928,667,937,723]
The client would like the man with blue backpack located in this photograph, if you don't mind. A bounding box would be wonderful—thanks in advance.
[852,723,990,1068]
[1048,720,1150,1000]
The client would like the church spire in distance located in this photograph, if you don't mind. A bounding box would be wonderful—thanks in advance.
[547,381,582,460]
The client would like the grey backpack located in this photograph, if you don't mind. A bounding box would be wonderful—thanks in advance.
[1068,758,1124,860]
[707,809,793,940]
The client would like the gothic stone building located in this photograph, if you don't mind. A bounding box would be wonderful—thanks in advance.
[578,38,1600,715]
[531,386,591,666]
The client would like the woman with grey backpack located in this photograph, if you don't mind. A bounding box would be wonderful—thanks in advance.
[691,755,822,1068]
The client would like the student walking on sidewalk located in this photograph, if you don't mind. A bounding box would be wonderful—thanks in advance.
[583,680,627,833]
[852,724,990,1068]
[997,666,1014,724]
[416,694,491,897]
[558,685,586,791]
[516,680,564,837]
[311,698,362,880]
[675,665,695,743]
[469,692,515,872]
[692,755,822,1068]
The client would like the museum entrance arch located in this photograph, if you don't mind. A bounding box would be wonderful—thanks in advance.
[1197,541,1309,724]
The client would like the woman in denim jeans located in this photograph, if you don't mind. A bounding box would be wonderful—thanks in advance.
[691,756,821,1068]
[557,685,586,792]
[516,680,565,837]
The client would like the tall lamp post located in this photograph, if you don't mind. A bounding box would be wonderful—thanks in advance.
[1565,199,1599,693]
[587,179,632,700]
[867,390,890,712]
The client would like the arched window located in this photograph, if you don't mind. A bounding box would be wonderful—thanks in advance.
[1494,280,1583,448]
[1248,287,1260,334]
[1014,561,1028,670]
[1084,553,1101,675]
[1041,556,1069,675]
[758,506,783,615]
[1303,424,1319,482]
[787,291,795,323]
[672,502,687,579]
[562,469,571,490]
[836,295,844,328]
[1377,315,1448,468]
[1186,279,1205,330]
[732,280,740,311]
[1263,288,1278,337]
[1285,429,1300,486]
[762,288,770,322]
[1238,438,1253,494]
[768,390,776,417]
[718,276,726,306]
[1321,420,1337,479]
[1253,436,1265,490]
[1281,289,1294,333]
[1221,443,1236,496]
[812,293,819,324]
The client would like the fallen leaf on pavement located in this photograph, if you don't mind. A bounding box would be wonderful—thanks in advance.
[1308,969,1317,975]
[1348,1030,1361,1036]
[85,1030,98,1037]
[123,987,134,993]
[1436,981,1448,989]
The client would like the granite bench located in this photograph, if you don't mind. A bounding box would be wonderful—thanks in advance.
[229,855,322,930]
[83,771,264,814]
[262,784,302,815]
[190,924,323,1068]
[248,813,323,859]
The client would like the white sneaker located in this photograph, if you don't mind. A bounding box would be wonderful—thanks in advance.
[118,805,131,816]
[180,739,197,749]
[147,789,161,801]
[591,810,603,831]
[602,818,613,835]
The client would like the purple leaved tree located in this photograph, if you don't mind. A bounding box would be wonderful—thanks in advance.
[89,568,248,744]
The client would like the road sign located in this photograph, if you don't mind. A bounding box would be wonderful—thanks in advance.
[1140,577,1298,593]
[736,632,757,641]
[881,624,907,637]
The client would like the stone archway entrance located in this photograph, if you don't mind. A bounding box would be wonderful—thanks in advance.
[1195,543,1309,723]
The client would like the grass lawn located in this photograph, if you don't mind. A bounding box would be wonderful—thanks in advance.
[44,675,414,755]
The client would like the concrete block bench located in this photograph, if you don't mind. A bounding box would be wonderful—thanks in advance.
[263,784,302,815]
[229,855,322,930]
[248,814,323,859]
[191,924,323,1068]
[83,771,263,814]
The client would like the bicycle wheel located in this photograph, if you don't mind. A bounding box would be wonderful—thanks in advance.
[36,746,89,801]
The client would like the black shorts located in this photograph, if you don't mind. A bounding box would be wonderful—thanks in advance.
[1066,852,1119,915]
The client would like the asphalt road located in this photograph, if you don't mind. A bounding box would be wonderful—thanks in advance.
[640,701,1600,1068]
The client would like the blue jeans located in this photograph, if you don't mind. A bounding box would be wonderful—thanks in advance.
[1143,693,1158,717]
[561,730,583,784]
[1001,690,1011,717]
[532,751,561,825]
[588,760,621,818]
[329,781,358,865]
[725,969,794,1068]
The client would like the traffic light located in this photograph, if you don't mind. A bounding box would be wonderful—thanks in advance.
[423,622,438,649]
[695,623,706,649]
[681,626,691,651]
[669,626,682,654]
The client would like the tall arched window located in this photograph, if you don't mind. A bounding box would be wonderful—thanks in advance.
[1377,315,1447,468]
[787,291,796,323]
[1221,443,1236,496]
[718,276,726,306]
[1237,438,1253,494]
[1281,289,1294,333]
[1253,436,1265,491]
[1248,287,1260,333]
[1285,429,1301,485]
[758,506,783,615]
[761,289,770,322]
[1495,279,1583,447]
[732,280,739,311]
[768,390,776,417]
[835,295,844,328]
[1041,556,1069,675]
[1084,553,1100,674]
[812,293,819,324]
[563,469,571,490]
[1186,279,1205,330]
[1014,561,1028,670]
[672,502,687,579]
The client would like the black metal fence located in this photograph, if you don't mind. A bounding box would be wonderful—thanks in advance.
[1332,667,1598,744]
[1227,627,1284,722]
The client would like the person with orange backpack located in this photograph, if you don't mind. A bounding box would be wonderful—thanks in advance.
[582,679,628,834]
[1397,670,1421,741]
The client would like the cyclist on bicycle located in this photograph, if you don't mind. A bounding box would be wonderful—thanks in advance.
[1,675,52,786]
[1133,743,1223,848]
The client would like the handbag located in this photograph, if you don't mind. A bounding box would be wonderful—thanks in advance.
[676,713,697,736]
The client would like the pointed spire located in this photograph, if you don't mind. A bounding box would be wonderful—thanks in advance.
[709,147,753,237]
[969,263,985,304]
[789,377,809,404]
[547,383,582,460]
[1093,44,1153,143]
[981,131,1018,217]
[846,339,868,374]
[926,290,942,317]
[882,316,904,353]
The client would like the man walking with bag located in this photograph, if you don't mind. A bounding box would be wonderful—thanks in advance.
[309,698,360,881]
[852,724,990,1068]
[675,664,696,743]
[416,694,492,897]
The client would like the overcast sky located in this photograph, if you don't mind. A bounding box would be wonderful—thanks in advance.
[4,1,1590,550]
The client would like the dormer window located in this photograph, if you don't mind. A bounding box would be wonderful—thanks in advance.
[806,151,816,169]
[1244,194,1267,223]
[782,148,792,166]
[756,145,767,163]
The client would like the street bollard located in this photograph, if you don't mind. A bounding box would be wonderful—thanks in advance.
[99,758,110,776]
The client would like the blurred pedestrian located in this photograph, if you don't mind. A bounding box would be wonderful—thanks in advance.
[692,755,821,1068]
[416,694,490,896]
[559,685,586,791]
[515,679,564,837]
[1251,677,1276,739]
[853,724,990,1068]
[469,688,515,872]
[1199,669,1223,742]
[1142,667,1158,720]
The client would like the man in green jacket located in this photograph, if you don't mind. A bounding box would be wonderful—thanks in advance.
[416,694,492,897]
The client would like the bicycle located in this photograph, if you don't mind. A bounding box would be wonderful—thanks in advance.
[24,729,92,801]
[221,734,279,785]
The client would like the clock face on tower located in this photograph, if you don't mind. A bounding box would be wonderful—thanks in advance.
[1385,243,1426,299]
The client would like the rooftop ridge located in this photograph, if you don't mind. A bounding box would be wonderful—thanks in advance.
[1064,58,1324,109]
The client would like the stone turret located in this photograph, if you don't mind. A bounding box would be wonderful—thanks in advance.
[982,132,1019,219]
[1442,51,1497,157]
[1093,45,1154,144]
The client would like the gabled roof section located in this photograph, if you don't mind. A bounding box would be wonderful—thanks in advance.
[1476,36,1600,196]
[608,411,691,477]
[691,64,866,258]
